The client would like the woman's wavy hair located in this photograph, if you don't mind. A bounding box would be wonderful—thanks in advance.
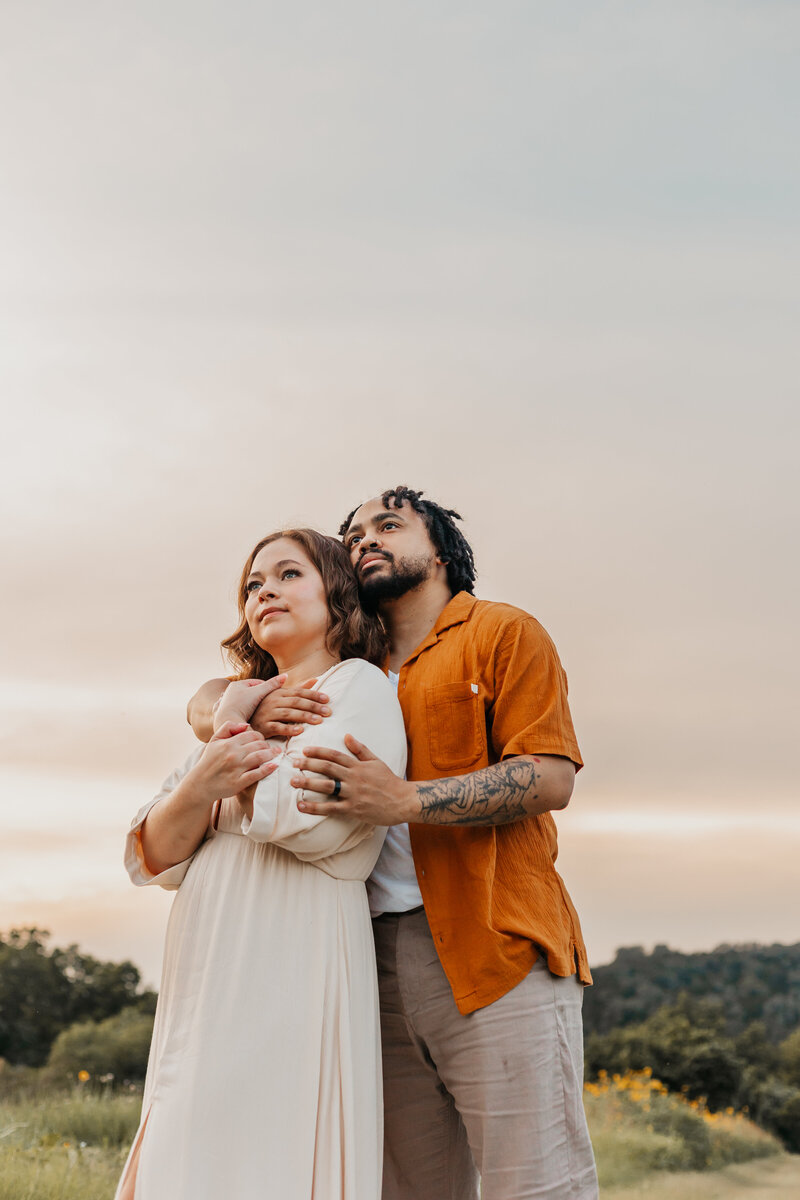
[222,529,388,680]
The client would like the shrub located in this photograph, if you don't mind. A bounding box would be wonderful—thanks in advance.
[45,1006,154,1086]
[584,1069,781,1187]
[778,1027,800,1088]
[751,1077,800,1153]
[771,1092,800,1154]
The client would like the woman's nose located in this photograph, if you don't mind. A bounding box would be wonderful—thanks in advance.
[258,581,277,599]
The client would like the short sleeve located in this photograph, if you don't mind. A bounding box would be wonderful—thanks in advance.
[490,617,583,768]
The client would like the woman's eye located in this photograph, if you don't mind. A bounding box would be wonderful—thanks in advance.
[282,569,300,580]
[246,580,261,593]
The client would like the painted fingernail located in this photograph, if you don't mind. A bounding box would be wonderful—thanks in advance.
[322,707,332,716]
[311,715,322,723]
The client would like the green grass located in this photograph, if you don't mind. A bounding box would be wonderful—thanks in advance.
[0,1087,140,1200]
[0,1146,126,1200]
[600,1156,800,1200]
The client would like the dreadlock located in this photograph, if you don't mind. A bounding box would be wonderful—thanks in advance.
[339,485,477,596]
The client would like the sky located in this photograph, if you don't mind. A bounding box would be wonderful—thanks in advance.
[1,1,798,988]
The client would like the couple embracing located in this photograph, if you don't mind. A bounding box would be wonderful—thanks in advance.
[116,485,599,1200]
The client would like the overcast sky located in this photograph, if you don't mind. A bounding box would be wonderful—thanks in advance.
[1,1,798,986]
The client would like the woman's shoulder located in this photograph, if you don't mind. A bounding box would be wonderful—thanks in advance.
[318,659,403,713]
[323,657,392,692]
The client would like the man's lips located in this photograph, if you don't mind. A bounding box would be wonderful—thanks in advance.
[359,553,391,572]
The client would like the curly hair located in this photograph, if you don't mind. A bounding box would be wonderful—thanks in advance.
[222,529,388,679]
[339,486,476,596]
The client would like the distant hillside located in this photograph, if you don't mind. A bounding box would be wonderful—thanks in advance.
[584,942,800,1042]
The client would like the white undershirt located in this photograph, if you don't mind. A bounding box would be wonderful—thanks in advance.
[366,670,424,917]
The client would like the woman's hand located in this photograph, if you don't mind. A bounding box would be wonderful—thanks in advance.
[249,677,332,740]
[212,678,288,732]
[188,722,280,803]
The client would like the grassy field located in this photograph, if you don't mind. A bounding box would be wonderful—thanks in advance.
[0,1088,137,1200]
[602,1156,800,1199]
[0,1071,789,1198]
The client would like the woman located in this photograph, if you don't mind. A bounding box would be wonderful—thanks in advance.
[116,530,407,1200]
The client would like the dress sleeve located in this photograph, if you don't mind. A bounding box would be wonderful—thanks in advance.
[243,660,407,865]
[124,746,209,889]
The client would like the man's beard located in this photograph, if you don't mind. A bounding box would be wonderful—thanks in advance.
[357,553,434,606]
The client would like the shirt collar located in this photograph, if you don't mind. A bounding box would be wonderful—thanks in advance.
[432,590,477,635]
[400,591,477,668]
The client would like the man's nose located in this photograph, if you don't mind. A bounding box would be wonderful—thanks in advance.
[359,534,381,557]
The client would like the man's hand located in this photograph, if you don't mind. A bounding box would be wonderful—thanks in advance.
[291,736,417,826]
[187,678,229,743]
[249,678,332,740]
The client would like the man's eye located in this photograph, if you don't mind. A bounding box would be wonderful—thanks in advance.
[381,522,398,531]
[348,536,361,548]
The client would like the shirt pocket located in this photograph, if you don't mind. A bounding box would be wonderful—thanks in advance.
[426,680,486,772]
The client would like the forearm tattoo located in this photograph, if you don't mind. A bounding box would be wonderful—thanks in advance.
[416,760,540,826]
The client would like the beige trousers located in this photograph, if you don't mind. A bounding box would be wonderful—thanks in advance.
[373,909,598,1200]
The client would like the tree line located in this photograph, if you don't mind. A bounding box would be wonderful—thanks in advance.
[583,941,800,1042]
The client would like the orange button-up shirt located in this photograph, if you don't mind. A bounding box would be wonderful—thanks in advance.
[397,592,591,1015]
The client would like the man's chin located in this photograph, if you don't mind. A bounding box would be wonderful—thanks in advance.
[358,566,430,605]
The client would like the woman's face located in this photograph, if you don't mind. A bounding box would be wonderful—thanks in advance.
[244,538,331,660]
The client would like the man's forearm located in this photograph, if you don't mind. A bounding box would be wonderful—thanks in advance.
[187,678,229,743]
[412,755,575,826]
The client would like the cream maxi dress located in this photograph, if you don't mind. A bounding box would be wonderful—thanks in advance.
[116,659,407,1200]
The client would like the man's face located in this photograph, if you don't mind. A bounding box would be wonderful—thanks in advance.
[343,496,440,603]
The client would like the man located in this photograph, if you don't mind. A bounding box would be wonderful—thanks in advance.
[189,486,598,1200]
